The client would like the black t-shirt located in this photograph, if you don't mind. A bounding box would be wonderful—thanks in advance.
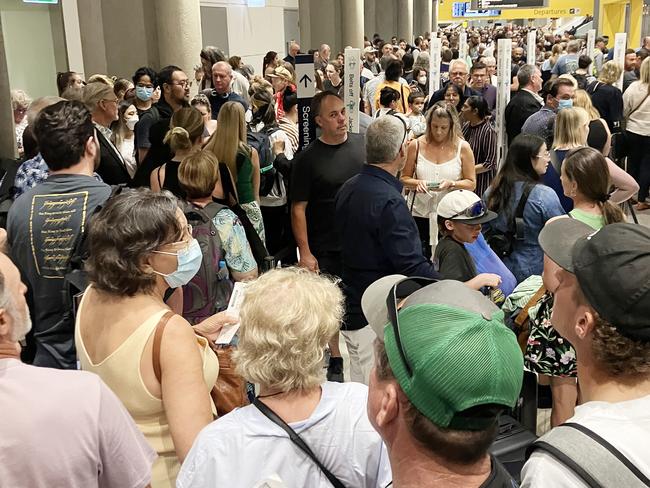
[434,235,477,282]
[291,134,365,255]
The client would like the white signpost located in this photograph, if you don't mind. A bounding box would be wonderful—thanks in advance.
[429,37,442,96]
[496,38,512,168]
[344,48,361,133]
[459,32,468,62]
[295,54,316,151]
[613,32,627,90]
[586,29,596,74]
[527,30,536,66]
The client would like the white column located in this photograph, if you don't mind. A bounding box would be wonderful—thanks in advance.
[397,0,414,42]
[156,0,202,80]
[0,14,16,158]
[415,0,432,38]
[61,0,84,75]
[365,0,376,40]
[613,33,627,90]
[432,0,439,33]
[299,0,312,51]
[341,0,364,49]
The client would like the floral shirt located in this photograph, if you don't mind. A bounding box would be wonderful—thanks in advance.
[213,209,256,274]
[13,154,103,199]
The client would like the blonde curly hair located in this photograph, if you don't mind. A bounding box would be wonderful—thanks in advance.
[234,267,344,392]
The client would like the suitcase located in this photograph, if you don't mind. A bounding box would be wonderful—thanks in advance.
[491,414,538,483]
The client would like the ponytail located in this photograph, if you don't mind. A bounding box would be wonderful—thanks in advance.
[599,199,626,225]
[164,126,192,152]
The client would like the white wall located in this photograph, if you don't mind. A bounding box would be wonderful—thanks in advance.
[201,0,298,76]
[0,0,63,98]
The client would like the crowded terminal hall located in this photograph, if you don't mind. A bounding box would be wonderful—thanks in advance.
[1,0,650,486]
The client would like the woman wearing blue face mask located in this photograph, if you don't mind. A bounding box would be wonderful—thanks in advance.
[75,188,236,488]
[132,66,158,163]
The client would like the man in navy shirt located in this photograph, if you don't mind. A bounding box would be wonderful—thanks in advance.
[207,61,248,118]
[335,115,440,384]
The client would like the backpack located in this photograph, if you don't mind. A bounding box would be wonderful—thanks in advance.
[526,423,650,487]
[182,201,234,325]
[484,184,533,258]
[246,129,277,197]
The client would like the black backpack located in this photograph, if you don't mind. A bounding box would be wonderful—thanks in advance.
[484,184,533,258]
[182,201,234,325]
[246,129,278,197]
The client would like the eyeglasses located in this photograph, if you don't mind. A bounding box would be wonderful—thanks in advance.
[448,200,487,220]
[153,224,193,254]
[386,277,438,376]
[171,80,192,89]
[535,150,550,159]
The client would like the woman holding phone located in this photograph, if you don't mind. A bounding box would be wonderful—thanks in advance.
[400,101,476,257]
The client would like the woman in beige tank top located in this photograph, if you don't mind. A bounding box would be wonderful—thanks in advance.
[75,189,234,488]
[401,102,477,256]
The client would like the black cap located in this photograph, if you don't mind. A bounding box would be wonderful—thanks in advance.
[540,220,650,341]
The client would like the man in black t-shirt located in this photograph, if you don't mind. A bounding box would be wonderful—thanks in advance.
[291,91,365,381]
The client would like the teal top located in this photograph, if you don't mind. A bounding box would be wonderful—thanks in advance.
[569,208,605,230]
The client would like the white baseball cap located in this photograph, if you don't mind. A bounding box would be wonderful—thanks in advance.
[437,190,497,225]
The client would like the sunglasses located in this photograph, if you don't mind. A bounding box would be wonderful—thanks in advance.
[448,200,487,220]
[385,277,438,376]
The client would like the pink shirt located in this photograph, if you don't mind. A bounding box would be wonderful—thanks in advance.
[0,359,156,488]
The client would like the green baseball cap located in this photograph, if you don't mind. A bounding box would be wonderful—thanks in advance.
[363,278,524,430]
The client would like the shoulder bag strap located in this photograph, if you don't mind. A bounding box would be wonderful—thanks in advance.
[526,423,650,488]
[513,183,533,240]
[514,285,547,328]
[628,92,650,119]
[253,398,346,488]
[152,311,176,384]
[409,139,420,214]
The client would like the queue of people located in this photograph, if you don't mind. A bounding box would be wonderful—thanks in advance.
[1,22,650,488]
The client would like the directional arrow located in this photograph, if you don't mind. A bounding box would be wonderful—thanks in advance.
[299,74,312,88]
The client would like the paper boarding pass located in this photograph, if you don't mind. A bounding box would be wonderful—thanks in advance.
[215,282,247,344]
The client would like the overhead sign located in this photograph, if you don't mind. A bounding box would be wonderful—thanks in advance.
[344,48,361,134]
[472,0,546,8]
[23,0,59,3]
[452,2,500,17]
[295,54,316,151]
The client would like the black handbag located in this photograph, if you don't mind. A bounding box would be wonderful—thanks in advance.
[484,184,533,258]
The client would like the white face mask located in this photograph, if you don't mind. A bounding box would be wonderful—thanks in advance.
[418,76,427,85]
[125,115,139,131]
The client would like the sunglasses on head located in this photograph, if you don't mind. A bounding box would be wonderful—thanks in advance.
[449,200,487,220]
[385,277,438,377]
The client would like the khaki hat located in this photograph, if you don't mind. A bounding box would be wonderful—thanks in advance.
[268,66,293,83]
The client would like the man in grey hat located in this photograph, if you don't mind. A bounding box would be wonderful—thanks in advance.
[522,219,650,487]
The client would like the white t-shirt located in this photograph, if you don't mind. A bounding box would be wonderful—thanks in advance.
[521,394,650,487]
[0,359,156,488]
[177,381,392,488]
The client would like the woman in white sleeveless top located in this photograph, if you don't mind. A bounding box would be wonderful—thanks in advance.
[401,102,476,256]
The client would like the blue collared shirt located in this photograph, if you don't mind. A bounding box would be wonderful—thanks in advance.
[335,165,439,330]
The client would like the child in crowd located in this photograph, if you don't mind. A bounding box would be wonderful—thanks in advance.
[406,91,427,138]
[435,190,504,297]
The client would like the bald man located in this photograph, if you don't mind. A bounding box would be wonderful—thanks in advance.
[207,61,248,118]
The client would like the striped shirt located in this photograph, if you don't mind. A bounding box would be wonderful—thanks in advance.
[278,117,299,154]
[462,119,497,198]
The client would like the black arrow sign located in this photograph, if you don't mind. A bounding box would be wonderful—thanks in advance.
[299,73,312,87]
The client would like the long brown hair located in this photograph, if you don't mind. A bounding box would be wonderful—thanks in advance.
[563,146,625,225]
